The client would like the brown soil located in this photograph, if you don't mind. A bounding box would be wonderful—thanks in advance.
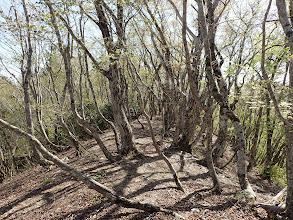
[0,118,282,219]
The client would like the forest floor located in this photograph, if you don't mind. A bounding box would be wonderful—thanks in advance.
[0,117,284,219]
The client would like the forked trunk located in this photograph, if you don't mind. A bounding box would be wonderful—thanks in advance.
[21,0,50,166]
[45,0,117,162]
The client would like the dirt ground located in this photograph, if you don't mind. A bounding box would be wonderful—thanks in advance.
[0,118,283,219]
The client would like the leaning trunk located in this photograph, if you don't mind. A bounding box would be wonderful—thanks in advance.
[45,0,117,162]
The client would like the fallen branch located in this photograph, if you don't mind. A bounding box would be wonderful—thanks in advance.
[142,109,185,192]
[255,187,287,214]
[0,118,184,219]
[256,203,286,213]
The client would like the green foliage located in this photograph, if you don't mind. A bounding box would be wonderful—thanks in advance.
[100,103,114,122]
[67,102,114,137]
[43,177,51,185]
[258,165,287,186]
[95,171,107,180]
[92,193,103,201]
[235,189,251,200]
[47,127,68,146]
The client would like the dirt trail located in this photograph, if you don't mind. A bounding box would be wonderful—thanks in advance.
[0,118,280,219]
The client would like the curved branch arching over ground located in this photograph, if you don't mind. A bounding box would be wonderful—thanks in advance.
[0,118,183,219]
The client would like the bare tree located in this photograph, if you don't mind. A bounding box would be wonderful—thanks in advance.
[45,0,118,162]
[13,0,51,166]
[196,0,256,200]
[76,0,140,156]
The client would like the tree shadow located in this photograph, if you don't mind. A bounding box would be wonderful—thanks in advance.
[0,174,77,218]
[111,155,162,196]
[55,201,106,220]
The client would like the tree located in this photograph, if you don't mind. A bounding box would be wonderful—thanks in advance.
[258,0,293,216]
[62,0,140,157]
[45,0,118,162]
[196,0,256,200]
[1,0,52,166]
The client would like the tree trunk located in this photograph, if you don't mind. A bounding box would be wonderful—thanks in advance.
[45,0,117,162]
[265,94,274,174]
[196,0,256,200]
[285,123,293,217]
[213,106,228,164]
[108,68,138,156]
[205,97,221,193]
[248,107,263,171]
[84,55,121,153]
[94,0,138,156]
[142,109,185,192]
[21,0,50,166]
[234,121,251,189]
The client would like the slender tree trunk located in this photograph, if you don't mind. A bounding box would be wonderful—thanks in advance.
[21,0,50,166]
[45,0,117,162]
[84,54,121,153]
[78,50,86,120]
[265,94,273,174]
[142,109,185,192]
[59,117,80,152]
[205,97,221,193]
[286,123,293,217]
[248,107,263,171]
[128,62,185,192]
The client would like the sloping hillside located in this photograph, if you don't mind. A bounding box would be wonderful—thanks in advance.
[0,119,281,219]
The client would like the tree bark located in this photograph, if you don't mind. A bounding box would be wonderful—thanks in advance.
[248,107,263,171]
[84,54,121,153]
[213,107,228,164]
[286,124,293,217]
[108,69,138,156]
[205,97,221,193]
[91,1,139,156]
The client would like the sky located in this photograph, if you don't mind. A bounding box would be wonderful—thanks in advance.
[0,0,283,82]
